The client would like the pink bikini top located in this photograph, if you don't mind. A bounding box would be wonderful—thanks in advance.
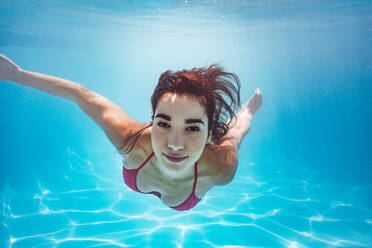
[122,152,201,211]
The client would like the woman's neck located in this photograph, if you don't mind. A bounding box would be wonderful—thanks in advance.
[152,156,195,180]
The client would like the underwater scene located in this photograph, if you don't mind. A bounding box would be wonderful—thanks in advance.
[0,0,371,247]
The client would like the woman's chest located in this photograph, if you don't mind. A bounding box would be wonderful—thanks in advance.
[124,155,215,207]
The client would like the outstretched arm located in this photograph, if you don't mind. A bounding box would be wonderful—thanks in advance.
[0,54,83,101]
[211,89,263,185]
[0,54,142,154]
[216,88,263,150]
[230,88,263,149]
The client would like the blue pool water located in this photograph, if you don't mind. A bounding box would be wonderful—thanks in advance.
[1,0,371,247]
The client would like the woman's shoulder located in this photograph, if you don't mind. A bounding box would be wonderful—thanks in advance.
[202,143,238,186]
[121,125,153,170]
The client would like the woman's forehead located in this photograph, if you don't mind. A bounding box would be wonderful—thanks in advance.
[160,92,198,103]
[157,93,207,116]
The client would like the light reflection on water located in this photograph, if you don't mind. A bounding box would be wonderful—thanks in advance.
[1,148,371,247]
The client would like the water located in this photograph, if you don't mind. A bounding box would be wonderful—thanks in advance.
[1,0,371,247]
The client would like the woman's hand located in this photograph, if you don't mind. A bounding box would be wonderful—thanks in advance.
[0,54,22,82]
[241,88,263,116]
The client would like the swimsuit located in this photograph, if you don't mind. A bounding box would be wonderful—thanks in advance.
[122,151,201,211]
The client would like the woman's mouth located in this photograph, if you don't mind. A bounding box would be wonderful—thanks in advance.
[163,153,188,163]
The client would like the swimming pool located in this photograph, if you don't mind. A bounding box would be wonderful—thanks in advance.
[1,0,371,247]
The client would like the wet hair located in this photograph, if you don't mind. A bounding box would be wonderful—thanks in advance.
[122,63,241,154]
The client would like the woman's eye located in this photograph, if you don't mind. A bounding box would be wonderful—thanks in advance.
[157,122,169,128]
[157,122,199,132]
[187,126,200,132]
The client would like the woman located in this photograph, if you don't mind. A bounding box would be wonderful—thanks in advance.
[0,54,263,211]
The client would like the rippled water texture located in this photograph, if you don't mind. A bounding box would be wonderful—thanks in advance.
[1,148,371,247]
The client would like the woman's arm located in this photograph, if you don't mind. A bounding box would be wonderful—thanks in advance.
[210,89,263,185]
[218,88,263,150]
[0,54,142,153]
[74,86,144,153]
[1,54,81,101]
[16,69,84,101]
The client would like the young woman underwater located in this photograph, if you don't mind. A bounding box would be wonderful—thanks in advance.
[0,54,263,211]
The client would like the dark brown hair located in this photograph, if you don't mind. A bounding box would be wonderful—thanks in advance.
[122,63,241,154]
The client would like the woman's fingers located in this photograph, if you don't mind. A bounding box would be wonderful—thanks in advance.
[255,88,261,95]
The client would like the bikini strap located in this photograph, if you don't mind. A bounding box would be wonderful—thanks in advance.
[137,152,155,171]
[192,162,198,192]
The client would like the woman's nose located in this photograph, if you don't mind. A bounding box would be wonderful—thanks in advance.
[168,132,184,151]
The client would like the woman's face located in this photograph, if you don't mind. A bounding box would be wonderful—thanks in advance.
[151,93,210,176]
